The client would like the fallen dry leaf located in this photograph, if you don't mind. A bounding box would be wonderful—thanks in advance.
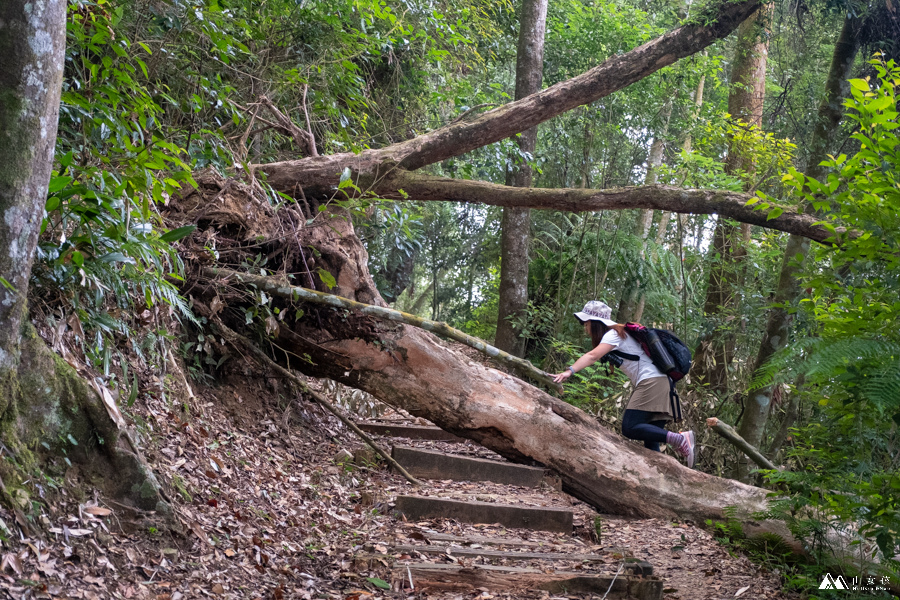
[83,507,112,517]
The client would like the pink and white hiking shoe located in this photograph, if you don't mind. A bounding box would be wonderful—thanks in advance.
[678,430,695,469]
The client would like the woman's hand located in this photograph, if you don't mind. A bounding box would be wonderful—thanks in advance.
[553,369,573,384]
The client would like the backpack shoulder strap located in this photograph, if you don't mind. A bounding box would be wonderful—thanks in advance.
[624,322,648,334]
[608,349,639,361]
[668,376,683,422]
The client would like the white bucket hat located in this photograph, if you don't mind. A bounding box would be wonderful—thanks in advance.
[574,300,617,326]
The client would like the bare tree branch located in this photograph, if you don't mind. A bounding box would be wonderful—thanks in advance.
[368,170,844,244]
[257,0,762,190]
[706,417,779,471]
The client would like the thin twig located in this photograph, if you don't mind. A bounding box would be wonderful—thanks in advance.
[238,104,261,163]
[601,561,624,599]
[211,319,422,486]
[448,102,501,125]
[300,84,318,157]
[259,96,317,157]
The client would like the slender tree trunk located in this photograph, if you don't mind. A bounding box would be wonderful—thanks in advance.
[735,14,861,480]
[632,295,648,323]
[617,101,671,323]
[766,389,800,463]
[496,0,548,357]
[658,66,706,246]
[409,280,435,316]
[581,113,593,189]
[693,4,771,393]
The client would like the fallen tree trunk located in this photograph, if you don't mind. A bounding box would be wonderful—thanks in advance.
[229,270,770,520]
[179,187,779,529]
[369,173,843,244]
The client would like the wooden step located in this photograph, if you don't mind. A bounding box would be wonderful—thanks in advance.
[421,531,585,550]
[389,543,608,563]
[391,445,545,487]
[393,563,663,599]
[356,422,465,441]
[394,495,573,533]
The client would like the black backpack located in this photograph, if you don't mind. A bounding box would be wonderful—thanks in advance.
[605,323,692,421]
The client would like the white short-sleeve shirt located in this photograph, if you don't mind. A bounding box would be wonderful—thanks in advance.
[600,330,666,387]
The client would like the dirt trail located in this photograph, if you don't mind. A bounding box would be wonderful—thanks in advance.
[0,376,793,600]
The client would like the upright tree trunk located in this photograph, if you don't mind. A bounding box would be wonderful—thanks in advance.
[734,14,861,480]
[692,5,771,393]
[495,0,548,357]
[658,66,707,246]
[0,0,66,408]
[0,0,167,512]
[617,101,672,323]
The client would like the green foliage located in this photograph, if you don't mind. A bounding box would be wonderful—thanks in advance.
[661,115,797,193]
[39,0,496,374]
[749,58,900,581]
[526,211,691,355]
[544,337,626,421]
[392,202,500,324]
[359,202,423,302]
[460,267,500,341]
[33,0,216,372]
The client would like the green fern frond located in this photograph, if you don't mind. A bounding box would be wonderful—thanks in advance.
[749,337,819,390]
[804,338,900,379]
[753,337,900,410]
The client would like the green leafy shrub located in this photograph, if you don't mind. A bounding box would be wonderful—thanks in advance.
[751,57,900,586]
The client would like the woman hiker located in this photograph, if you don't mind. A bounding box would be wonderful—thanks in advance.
[553,300,696,468]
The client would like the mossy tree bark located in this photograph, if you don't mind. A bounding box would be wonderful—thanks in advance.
[0,0,66,418]
[0,0,167,514]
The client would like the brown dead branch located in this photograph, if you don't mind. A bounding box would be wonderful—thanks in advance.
[259,96,317,157]
[706,417,779,471]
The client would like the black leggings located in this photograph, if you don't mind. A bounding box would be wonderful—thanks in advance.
[622,409,669,452]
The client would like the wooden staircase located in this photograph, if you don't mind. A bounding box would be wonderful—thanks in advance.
[355,419,664,599]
